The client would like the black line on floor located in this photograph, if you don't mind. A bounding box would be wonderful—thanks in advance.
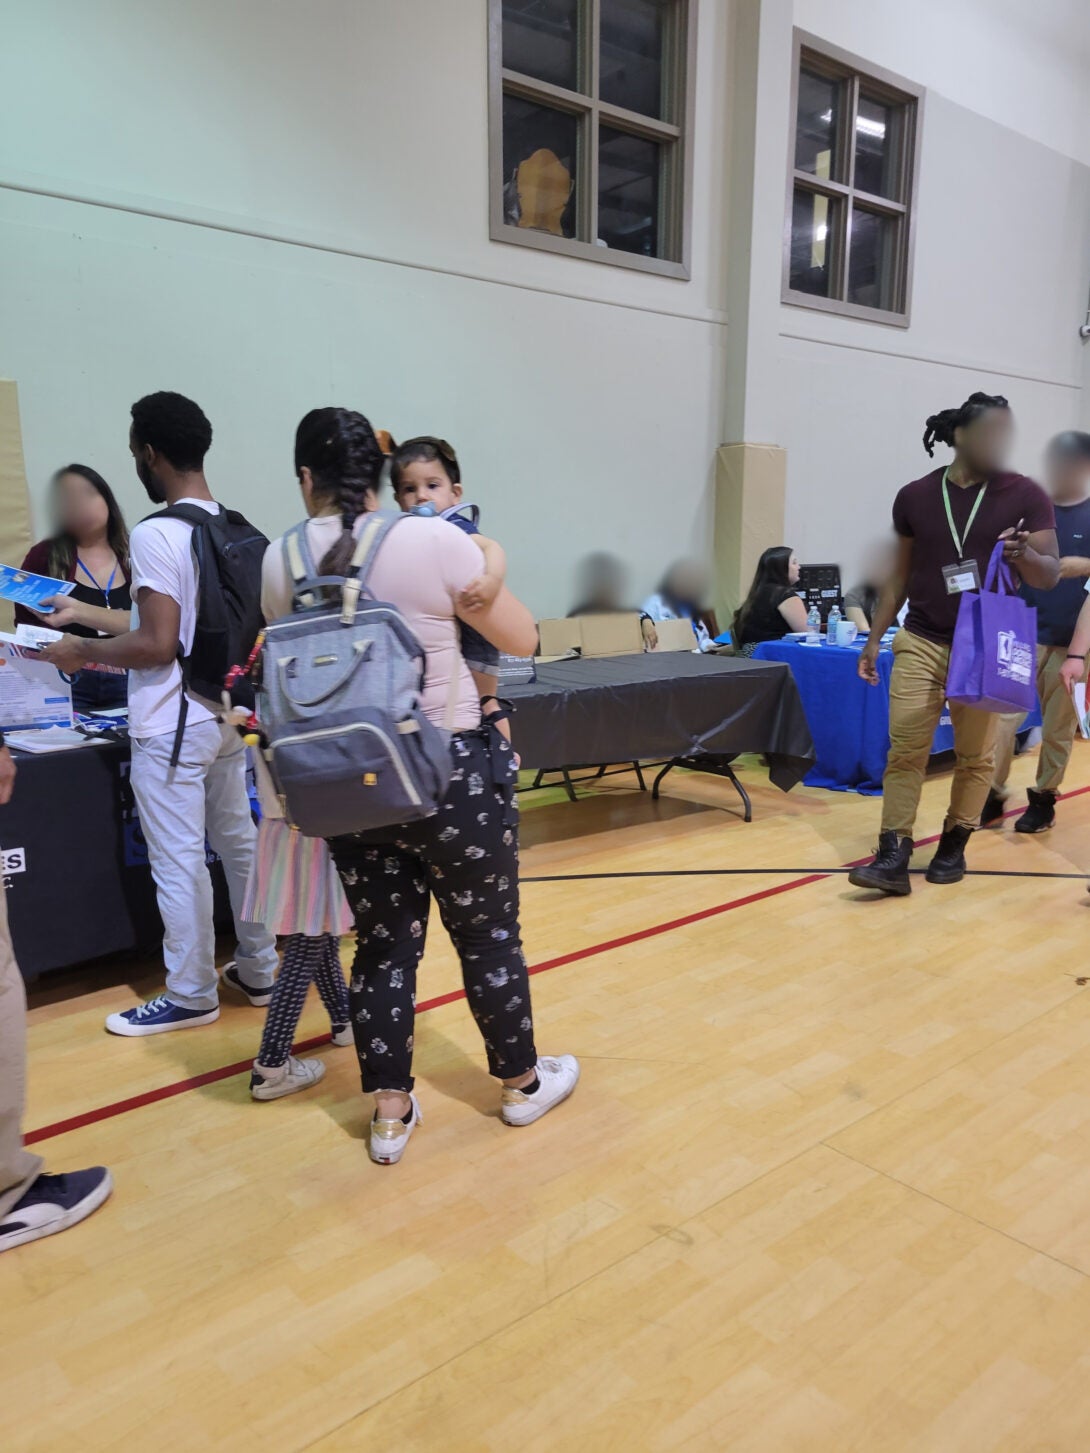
[522,868,1089,882]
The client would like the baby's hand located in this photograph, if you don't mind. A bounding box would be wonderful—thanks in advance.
[460,573,501,612]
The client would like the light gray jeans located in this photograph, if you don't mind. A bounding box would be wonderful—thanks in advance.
[130,717,278,1011]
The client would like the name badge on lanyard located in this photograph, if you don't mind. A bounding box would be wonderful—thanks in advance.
[941,469,986,595]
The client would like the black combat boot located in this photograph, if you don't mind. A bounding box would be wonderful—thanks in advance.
[848,831,913,895]
[979,788,1006,828]
[925,823,972,884]
[1014,788,1056,834]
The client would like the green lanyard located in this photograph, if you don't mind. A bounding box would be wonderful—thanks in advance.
[942,468,987,560]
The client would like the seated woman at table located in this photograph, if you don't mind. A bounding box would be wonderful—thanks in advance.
[16,464,132,711]
[730,546,808,656]
[642,558,717,652]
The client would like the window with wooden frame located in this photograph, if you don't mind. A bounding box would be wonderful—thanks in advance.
[489,0,695,278]
[784,31,923,326]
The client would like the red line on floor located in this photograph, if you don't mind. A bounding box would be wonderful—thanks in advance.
[27,782,1090,1145]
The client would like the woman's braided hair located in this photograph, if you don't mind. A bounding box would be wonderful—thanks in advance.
[922,392,1009,457]
[293,408,386,575]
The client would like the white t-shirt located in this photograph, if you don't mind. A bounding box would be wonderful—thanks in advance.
[260,512,485,733]
[127,498,220,740]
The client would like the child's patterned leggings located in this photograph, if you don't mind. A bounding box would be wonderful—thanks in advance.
[255,933,349,1068]
[330,727,538,1093]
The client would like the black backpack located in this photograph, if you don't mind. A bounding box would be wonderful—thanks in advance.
[150,503,269,764]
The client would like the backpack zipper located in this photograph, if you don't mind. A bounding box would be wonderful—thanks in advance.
[271,720,422,807]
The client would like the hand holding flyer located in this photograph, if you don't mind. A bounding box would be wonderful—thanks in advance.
[0,563,76,613]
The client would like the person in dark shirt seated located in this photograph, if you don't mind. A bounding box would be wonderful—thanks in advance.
[731,546,808,655]
[843,538,899,633]
[17,465,132,711]
[984,430,1090,832]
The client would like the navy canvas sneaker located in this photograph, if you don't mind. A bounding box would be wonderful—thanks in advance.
[105,995,220,1036]
[220,962,274,1007]
[0,1168,113,1252]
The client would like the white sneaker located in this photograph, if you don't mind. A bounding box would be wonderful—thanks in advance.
[369,1094,422,1165]
[501,1055,580,1126]
[330,1022,354,1048]
[249,1055,326,1101]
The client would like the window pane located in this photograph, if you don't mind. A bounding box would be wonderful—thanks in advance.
[789,188,841,297]
[598,126,662,257]
[795,68,841,181]
[854,94,900,199]
[502,94,579,238]
[600,0,665,120]
[848,207,900,310]
[502,0,580,91]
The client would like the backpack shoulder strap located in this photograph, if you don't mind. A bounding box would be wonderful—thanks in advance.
[339,510,406,624]
[281,522,321,610]
[144,502,219,528]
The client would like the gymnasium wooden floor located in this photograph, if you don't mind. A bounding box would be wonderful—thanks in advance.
[6,744,1090,1452]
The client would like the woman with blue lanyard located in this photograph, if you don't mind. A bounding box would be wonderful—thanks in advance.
[16,465,133,711]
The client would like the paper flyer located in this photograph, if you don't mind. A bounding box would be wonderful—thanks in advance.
[0,642,73,729]
[0,563,76,613]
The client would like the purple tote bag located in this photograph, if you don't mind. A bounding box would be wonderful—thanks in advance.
[946,540,1036,714]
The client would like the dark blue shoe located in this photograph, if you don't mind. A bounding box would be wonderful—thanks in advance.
[105,995,220,1036]
[221,962,274,1007]
[0,1168,113,1252]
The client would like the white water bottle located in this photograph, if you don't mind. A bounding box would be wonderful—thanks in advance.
[826,602,842,643]
[806,604,821,639]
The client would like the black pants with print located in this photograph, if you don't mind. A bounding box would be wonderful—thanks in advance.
[329,727,537,1093]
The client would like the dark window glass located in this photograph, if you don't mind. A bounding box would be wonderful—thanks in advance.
[854,94,900,199]
[848,207,900,310]
[502,0,580,91]
[598,126,661,256]
[789,188,840,296]
[599,0,665,120]
[794,69,841,181]
[502,94,579,238]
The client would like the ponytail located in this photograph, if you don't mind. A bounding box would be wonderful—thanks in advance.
[923,392,1009,457]
[293,407,385,576]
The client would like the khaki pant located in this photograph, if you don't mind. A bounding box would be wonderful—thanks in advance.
[993,644,1085,796]
[881,630,999,838]
[0,877,43,1218]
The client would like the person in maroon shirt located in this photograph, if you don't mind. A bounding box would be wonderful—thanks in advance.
[848,393,1058,895]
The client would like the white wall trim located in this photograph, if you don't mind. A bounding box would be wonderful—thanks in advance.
[0,172,729,331]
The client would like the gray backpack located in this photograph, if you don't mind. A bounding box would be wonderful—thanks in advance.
[257,511,455,838]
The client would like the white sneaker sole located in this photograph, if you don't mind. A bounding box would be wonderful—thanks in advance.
[0,1170,114,1252]
[250,1059,327,1101]
[502,1062,581,1127]
[105,1007,220,1037]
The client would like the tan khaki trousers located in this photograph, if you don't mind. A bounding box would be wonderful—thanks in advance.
[992,644,1086,796]
[0,879,43,1217]
[880,630,999,837]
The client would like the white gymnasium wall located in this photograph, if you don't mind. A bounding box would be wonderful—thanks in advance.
[0,0,730,618]
[745,0,1090,582]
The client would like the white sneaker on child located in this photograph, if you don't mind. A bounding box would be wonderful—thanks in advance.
[369,1094,422,1165]
[501,1055,580,1126]
[250,1055,326,1101]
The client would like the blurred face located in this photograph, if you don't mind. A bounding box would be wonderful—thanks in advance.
[395,458,461,515]
[955,408,1013,476]
[666,559,709,607]
[787,552,801,586]
[53,471,109,542]
[576,554,626,610]
[1046,447,1090,503]
[860,537,898,588]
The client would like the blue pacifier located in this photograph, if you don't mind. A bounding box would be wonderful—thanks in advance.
[410,502,438,518]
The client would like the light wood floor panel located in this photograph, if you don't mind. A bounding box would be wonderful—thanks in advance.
[4,746,1090,1450]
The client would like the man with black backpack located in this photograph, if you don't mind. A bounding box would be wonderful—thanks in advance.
[42,393,279,1035]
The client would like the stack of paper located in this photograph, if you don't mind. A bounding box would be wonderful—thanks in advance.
[6,727,105,754]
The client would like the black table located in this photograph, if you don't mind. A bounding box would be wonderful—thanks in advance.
[2,740,229,983]
[506,653,815,813]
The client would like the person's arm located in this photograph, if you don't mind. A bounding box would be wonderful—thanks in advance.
[858,535,913,685]
[845,606,870,631]
[33,595,132,636]
[39,588,180,674]
[457,586,537,659]
[0,742,15,805]
[1001,525,1059,590]
[459,535,506,613]
[1059,591,1090,694]
[777,594,809,633]
[1058,556,1090,581]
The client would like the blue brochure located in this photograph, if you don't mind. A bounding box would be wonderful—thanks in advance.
[0,564,76,613]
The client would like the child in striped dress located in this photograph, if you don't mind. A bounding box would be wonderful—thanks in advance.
[245,743,354,1100]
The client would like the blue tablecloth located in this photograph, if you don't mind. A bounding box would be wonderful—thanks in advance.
[751,638,1040,794]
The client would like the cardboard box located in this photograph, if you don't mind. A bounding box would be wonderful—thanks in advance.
[537,618,583,658]
[578,613,644,658]
[649,617,697,653]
